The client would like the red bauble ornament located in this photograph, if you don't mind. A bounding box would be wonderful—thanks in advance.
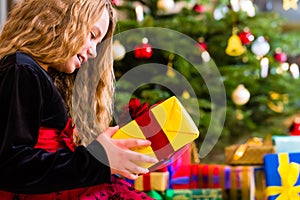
[290,117,300,136]
[111,0,119,6]
[198,42,207,51]
[274,49,287,63]
[238,30,255,45]
[197,37,207,51]
[134,38,153,59]
[193,4,205,13]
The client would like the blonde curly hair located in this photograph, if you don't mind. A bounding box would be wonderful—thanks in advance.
[0,0,116,146]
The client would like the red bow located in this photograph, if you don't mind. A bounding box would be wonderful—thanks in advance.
[118,98,150,126]
[58,118,76,152]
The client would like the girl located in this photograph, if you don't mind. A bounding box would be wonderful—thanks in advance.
[0,0,157,199]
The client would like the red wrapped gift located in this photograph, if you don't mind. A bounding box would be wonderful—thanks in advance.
[169,164,200,189]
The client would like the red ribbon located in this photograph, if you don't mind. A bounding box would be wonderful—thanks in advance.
[135,109,174,161]
[213,165,220,188]
[34,118,76,152]
[34,127,62,152]
[118,98,149,127]
[142,172,151,191]
[200,164,209,188]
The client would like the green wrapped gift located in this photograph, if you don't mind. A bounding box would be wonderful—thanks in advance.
[165,189,223,200]
[165,189,192,200]
[145,190,164,200]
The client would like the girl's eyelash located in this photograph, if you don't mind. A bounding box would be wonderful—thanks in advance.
[91,32,96,39]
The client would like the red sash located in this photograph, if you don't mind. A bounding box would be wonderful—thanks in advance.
[34,118,76,152]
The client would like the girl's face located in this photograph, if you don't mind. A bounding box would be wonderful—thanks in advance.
[52,8,110,73]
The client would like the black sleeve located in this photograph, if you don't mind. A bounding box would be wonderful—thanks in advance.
[0,62,111,194]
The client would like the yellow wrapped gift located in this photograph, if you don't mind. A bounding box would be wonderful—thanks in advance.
[134,171,169,191]
[113,96,199,169]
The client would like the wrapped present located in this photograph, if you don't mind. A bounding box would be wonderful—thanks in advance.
[145,190,164,200]
[170,141,193,167]
[165,189,192,200]
[134,171,169,192]
[113,96,199,170]
[164,189,223,200]
[167,142,200,188]
[169,164,200,189]
[272,135,300,153]
[253,167,266,200]
[264,152,300,200]
[197,164,255,200]
[225,137,275,165]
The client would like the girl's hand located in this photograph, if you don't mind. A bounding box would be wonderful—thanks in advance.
[96,126,158,180]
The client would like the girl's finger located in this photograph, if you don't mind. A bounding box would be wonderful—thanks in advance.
[118,138,152,149]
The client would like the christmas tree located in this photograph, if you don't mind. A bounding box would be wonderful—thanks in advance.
[112,0,300,163]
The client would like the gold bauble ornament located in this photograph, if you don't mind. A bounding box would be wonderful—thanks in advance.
[182,90,190,99]
[157,0,175,12]
[267,91,288,113]
[166,67,176,77]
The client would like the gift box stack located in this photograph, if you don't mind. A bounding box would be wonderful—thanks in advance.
[165,136,272,200]
[224,137,275,200]
[219,117,300,200]
[165,136,275,200]
[167,155,271,200]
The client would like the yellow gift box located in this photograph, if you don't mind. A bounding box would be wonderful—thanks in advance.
[134,171,169,191]
[113,96,199,169]
[225,137,275,165]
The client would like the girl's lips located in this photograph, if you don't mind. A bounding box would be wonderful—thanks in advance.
[75,55,83,68]
[77,54,87,64]
[77,55,83,63]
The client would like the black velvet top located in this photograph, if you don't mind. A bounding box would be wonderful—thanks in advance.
[0,52,111,194]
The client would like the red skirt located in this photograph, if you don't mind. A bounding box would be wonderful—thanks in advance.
[0,175,153,200]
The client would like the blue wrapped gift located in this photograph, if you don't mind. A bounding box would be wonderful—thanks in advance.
[264,152,300,200]
[272,136,300,153]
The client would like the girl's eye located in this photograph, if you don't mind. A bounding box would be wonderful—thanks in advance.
[90,31,96,39]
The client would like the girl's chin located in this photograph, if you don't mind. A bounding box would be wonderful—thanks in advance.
[68,68,77,73]
[64,66,78,74]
